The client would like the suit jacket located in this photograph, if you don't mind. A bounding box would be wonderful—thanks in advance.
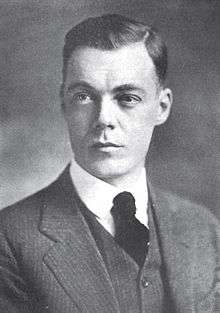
[0,166,219,313]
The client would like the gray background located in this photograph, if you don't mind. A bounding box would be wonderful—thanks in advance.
[0,0,219,218]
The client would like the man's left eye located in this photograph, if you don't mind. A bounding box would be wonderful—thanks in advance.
[117,94,141,106]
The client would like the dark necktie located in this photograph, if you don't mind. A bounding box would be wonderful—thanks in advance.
[111,191,149,267]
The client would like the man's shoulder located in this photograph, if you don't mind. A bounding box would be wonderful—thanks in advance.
[0,174,63,233]
[152,185,220,230]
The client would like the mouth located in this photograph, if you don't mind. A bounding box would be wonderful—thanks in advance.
[91,141,123,152]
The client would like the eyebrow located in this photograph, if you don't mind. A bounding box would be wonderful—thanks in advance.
[67,81,93,91]
[67,81,144,94]
[112,84,144,94]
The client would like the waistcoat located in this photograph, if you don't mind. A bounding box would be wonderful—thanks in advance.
[79,196,171,313]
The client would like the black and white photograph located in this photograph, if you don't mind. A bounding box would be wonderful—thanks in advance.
[0,0,219,312]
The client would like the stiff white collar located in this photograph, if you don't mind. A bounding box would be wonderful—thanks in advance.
[70,159,148,235]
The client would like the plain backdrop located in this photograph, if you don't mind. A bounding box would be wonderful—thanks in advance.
[0,0,219,218]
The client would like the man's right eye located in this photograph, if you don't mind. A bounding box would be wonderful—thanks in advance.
[72,92,93,105]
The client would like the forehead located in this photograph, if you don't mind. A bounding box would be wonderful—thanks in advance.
[65,42,157,91]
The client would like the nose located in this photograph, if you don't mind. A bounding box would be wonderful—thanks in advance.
[93,95,116,131]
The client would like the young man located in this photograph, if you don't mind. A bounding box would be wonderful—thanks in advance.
[0,14,219,313]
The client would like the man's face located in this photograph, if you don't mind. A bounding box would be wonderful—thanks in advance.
[62,42,172,183]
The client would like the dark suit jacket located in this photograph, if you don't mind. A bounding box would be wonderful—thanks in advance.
[0,166,219,313]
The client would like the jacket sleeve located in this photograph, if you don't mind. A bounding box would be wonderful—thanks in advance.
[0,221,36,313]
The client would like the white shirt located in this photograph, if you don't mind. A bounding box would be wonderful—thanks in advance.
[70,159,149,236]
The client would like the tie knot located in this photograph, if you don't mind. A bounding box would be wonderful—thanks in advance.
[111,191,136,219]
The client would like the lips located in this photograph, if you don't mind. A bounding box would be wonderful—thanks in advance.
[92,142,122,148]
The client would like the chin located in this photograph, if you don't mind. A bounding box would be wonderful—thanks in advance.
[82,158,135,182]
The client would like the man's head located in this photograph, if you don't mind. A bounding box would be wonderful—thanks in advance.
[61,14,173,185]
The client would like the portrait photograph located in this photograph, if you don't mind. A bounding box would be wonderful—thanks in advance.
[0,0,219,312]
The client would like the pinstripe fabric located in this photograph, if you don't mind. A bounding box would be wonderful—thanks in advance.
[80,204,141,313]
[80,197,167,313]
[0,165,219,313]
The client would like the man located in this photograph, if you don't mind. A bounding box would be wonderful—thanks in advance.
[0,14,219,313]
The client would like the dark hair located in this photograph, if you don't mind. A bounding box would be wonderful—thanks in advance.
[62,14,168,87]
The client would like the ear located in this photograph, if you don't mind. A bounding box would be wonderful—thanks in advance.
[155,88,173,125]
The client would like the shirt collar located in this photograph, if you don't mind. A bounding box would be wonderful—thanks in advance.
[70,159,148,227]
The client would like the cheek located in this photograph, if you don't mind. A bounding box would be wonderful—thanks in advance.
[131,125,154,148]
[129,107,157,133]
[128,127,153,162]
[127,109,156,148]
[65,107,93,137]
[143,104,159,124]
[68,118,88,138]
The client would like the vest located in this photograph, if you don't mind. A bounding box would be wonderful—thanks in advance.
[77,196,172,313]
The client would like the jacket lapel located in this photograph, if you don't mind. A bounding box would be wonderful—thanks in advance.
[39,168,120,313]
[149,185,217,313]
[149,185,196,313]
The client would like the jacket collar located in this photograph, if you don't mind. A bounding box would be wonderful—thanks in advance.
[39,165,120,313]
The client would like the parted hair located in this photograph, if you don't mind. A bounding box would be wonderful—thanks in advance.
[62,14,168,87]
